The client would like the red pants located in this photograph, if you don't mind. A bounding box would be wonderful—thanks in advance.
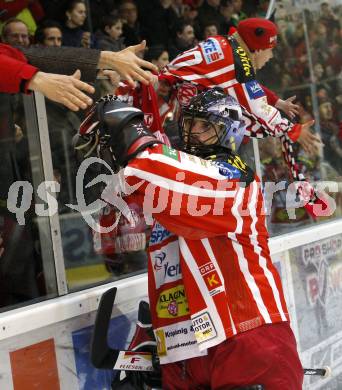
[161,322,303,390]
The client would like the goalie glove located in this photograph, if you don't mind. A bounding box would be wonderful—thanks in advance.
[76,95,162,166]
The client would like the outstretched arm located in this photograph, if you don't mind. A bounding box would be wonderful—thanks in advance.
[21,41,158,87]
[0,44,94,111]
[27,70,95,112]
[77,98,264,239]
[98,41,158,87]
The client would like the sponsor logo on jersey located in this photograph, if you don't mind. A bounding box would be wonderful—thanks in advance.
[157,285,189,318]
[177,83,197,106]
[181,152,211,167]
[199,263,224,297]
[168,300,178,316]
[261,99,273,116]
[155,329,167,356]
[152,241,182,288]
[236,46,253,76]
[149,223,172,245]
[144,113,153,128]
[155,321,202,362]
[114,351,153,372]
[204,271,224,296]
[153,251,167,271]
[226,154,248,174]
[162,145,180,161]
[192,312,217,343]
[153,251,181,278]
[212,161,241,179]
[245,80,265,100]
[164,326,189,338]
[200,38,224,64]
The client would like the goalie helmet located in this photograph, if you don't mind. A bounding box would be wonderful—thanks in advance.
[179,87,246,156]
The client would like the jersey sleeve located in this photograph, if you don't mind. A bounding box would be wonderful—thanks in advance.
[122,144,267,240]
[231,80,300,140]
[261,85,279,106]
[0,44,38,94]
[165,37,300,142]
[164,36,237,90]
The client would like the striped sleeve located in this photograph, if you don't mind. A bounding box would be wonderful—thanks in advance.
[230,81,298,140]
[123,144,265,239]
[165,36,237,91]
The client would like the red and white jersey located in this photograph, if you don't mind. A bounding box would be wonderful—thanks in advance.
[122,144,289,363]
[164,36,299,141]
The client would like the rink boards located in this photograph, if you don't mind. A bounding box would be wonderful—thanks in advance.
[0,233,342,389]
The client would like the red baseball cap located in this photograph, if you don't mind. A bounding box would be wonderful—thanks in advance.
[237,18,278,51]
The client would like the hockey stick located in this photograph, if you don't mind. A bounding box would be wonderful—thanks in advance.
[91,287,120,369]
[91,287,332,380]
[91,287,154,372]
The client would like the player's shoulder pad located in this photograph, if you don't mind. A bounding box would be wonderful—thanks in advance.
[210,153,255,185]
[229,37,256,83]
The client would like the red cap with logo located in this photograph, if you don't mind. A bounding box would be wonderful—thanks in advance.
[237,18,278,51]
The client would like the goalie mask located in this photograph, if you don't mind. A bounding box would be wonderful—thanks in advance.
[179,88,246,156]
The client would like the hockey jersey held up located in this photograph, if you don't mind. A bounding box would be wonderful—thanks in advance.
[121,144,289,364]
[162,35,331,218]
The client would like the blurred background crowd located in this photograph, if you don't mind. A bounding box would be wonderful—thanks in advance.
[0,0,341,300]
[1,0,340,173]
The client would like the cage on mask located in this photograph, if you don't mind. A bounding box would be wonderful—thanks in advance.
[180,88,246,156]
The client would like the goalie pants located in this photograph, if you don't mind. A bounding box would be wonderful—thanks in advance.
[161,321,303,390]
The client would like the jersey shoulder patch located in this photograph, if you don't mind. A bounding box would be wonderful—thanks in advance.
[199,37,225,64]
[245,80,265,100]
[162,145,181,161]
[212,160,243,179]
[208,153,255,185]
[229,37,256,83]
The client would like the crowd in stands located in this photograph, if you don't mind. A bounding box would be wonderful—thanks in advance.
[0,1,263,53]
[1,0,341,197]
[258,2,342,176]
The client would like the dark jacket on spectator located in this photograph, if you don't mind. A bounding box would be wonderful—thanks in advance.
[20,45,100,81]
[39,0,69,23]
[61,24,97,48]
[89,0,117,32]
[221,19,236,35]
[197,0,225,32]
[168,37,194,61]
[138,0,179,46]
[95,31,125,52]
[122,23,142,47]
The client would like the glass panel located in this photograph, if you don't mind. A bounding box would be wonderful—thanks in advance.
[0,93,58,312]
[46,79,149,291]
[257,1,342,236]
[288,233,342,387]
